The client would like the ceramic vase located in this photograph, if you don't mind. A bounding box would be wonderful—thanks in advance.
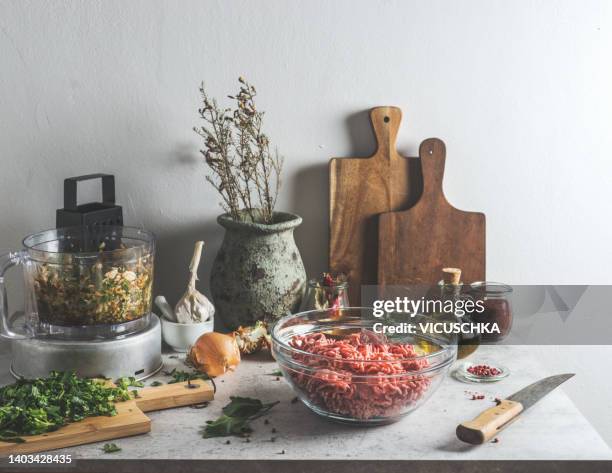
[210,211,306,329]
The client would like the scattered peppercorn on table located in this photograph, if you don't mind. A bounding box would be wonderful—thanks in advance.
[0,343,610,462]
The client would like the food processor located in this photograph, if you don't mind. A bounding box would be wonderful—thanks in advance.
[0,174,162,380]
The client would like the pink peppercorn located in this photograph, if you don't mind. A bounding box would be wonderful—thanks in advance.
[467,364,501,377]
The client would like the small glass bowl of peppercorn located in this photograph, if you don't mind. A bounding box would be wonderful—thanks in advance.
[454,361,510,383]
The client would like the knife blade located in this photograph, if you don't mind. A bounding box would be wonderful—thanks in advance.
[507,373,574,410]
[456,373,575,445]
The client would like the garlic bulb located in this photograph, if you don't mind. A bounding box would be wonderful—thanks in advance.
[188,332,241,377]
[175,241,215,324]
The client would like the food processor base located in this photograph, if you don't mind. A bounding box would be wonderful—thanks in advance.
[10,314,163,381]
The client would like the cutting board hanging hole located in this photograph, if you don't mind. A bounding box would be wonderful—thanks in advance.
[384,116,390,123]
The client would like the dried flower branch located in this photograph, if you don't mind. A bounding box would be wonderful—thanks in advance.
[194,77,284,224]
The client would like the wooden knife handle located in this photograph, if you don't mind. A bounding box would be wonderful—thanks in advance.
[456,400,524,444]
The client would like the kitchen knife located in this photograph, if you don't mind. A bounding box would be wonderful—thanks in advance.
[456,373,574,445]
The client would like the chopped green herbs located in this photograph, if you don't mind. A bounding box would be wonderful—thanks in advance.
[0,371,132,439]
[149,381,164,387]
[164,369,216,392]
[201,396,278,439]
[115,376,144,388]
[167,369,195,383]
[102,443,122,453]
[164,369,201,383]
[266,370,283,377]
[0,435,24,443]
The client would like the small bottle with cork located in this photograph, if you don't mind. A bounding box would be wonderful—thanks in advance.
[438,267,481,359]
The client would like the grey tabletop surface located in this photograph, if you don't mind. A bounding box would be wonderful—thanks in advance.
[0,342,610,461]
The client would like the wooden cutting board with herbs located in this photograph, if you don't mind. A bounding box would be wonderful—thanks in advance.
[329,106,422,305]
[0,372,214,455]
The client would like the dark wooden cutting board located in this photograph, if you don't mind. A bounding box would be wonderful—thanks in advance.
[329,107,422,305]
[378,138,485,288]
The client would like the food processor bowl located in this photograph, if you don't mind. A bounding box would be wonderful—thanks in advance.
[1,225,155,340]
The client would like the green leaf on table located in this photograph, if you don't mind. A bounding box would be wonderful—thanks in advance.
[222,396,279,418]
[102,442,121,453]
[201,396,279,439]
[201,415,252,438]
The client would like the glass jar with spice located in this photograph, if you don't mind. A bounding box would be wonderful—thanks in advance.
[299,273,349,316]
[469,282,513,342]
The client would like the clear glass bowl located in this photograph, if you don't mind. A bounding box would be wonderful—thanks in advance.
[271,307,457,425]
[454,360,510,384]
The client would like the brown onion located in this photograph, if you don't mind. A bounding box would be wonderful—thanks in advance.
[188,332,241,377]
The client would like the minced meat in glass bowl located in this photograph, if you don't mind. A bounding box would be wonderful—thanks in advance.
[271,307,457,425]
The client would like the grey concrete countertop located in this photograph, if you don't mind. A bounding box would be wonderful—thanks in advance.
[0,343,610,461]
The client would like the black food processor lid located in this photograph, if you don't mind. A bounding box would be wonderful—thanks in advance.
[56,173,124,251]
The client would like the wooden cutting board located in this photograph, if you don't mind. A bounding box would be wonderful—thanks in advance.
[0,380,214,455]
[378,138,485,288]
[330,106,422,305]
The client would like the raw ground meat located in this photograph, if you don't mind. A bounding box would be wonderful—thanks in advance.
[288,331,431,420]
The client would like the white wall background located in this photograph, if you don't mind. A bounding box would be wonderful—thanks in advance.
[1,0,612,298]
[1,0,612,445]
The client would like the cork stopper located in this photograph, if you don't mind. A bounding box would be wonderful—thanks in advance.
[442,267,462,285]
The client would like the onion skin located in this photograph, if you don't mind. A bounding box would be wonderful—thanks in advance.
[233,321,270,355]
[188,332,241,377]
